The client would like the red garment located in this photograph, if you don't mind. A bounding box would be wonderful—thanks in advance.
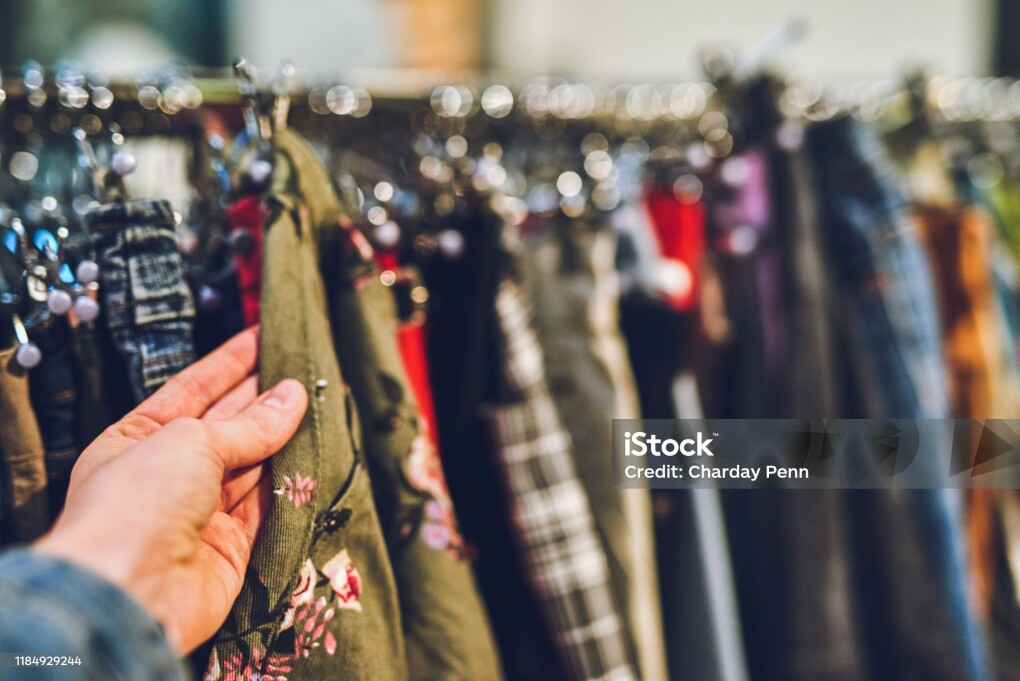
[377,251,442,456]
[227,196,264,327]
[644,189,706,311]
[397,321,441,451]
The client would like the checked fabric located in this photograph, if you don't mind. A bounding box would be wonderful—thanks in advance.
[485,272,637,681]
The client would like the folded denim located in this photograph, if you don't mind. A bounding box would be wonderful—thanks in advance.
[87,199,196,404]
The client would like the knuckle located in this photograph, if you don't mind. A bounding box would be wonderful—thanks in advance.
[108,411,164,441]
[167,370,215,408]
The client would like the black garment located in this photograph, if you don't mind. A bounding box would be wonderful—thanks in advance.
[422,206,566,681]
[27,316,78,517]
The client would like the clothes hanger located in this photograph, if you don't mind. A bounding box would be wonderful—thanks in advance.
[271,60,296,131]
[73,124,136,205]
[0,215,46,368]
[27,210,100,323]
[229,57,275,195]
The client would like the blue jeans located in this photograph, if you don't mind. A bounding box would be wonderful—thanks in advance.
[808,115,987,681]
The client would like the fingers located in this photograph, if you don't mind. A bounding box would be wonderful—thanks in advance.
[228,473,275,548]
[132,326,261,425]
[66,329,263,493]
[203,374,259,421]
[204,379,308,471]
[221,462,267,512]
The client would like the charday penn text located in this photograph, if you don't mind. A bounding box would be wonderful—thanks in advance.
[621,431,809,482]
[622,463,810,482]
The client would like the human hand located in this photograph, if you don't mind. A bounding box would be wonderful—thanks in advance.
[33,326,308,655]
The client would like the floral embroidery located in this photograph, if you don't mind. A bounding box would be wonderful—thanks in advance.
[291,595,338,659]
[421,499,466,559]
[280,559,318,631]
[322,549,363,610]
[275,472,317,510]
[202,649,220,681]
[404,429,466,558]
[215,647,293,681]
[207,548,360,680]
[404,433,448,500]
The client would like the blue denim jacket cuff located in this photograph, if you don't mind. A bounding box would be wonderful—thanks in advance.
[0,550,186,680]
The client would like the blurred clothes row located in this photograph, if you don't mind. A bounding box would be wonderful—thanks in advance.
[3,109,1020,681]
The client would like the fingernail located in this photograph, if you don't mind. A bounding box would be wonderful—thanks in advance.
[262,380,301,409]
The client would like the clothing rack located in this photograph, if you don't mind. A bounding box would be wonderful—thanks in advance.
[1,64,1019,128]
[4,49,1020,681]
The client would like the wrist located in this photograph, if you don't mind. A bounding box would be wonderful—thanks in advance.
[34,521,165,634]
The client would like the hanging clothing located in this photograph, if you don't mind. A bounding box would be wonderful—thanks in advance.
[0,347,48,543]
[765,139,867,681]
[227,195,265,328]
[375,250,444,462]
[807,115,988,681]
[702,149,788,417]
[616,196,749,681]
[916,203,1020,628]
[644,188,705,312]
[329,229,504,680]
[25,317,78,517]
[485,266,637,681]
[917,204,1018,421]
[87,199,197,404]
[69,320,113,451]
[422,206,566,680]
[520,217,666,681]
[208,128,407,681]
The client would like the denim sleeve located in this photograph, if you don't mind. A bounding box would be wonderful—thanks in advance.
[0,550,188,680]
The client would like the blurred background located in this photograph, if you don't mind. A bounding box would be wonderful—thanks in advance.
[7,4,1020,681]
[0,0,1007,78]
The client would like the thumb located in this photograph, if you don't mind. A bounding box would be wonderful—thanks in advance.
[206,379,309,470]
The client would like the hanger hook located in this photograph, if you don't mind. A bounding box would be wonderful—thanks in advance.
[233,57,267,142]
[272,60,297,130]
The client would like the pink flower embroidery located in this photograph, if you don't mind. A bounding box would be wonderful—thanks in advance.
[420,499,466,559]
[275,473,317,510]
[280,559,318,631]
[322,549,363,611]
[202,649,220,681]
[404,430,466,558]
[214,647,293,681]
[207,570,343,681]
[291,595,338,659]
[404,433,449,500]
